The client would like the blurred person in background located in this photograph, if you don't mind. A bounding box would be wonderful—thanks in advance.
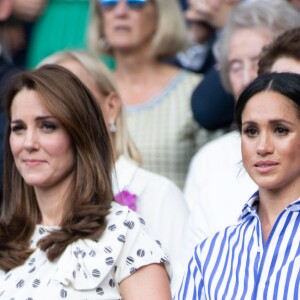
[39,50,189,285]
[3,0,47,67]
[182,0,300,271]
[287,0,300,10]
[258,27,300,76]
[188,0,242,131]
[171,0,216,74]
[88,0,218,189]
[0,0,23,199]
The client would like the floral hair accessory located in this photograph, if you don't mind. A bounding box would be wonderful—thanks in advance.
[114,190,137,211]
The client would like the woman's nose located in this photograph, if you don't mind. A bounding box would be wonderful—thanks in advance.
[113,0,129,14]
[256,132,273,156]
[23,130,39,152]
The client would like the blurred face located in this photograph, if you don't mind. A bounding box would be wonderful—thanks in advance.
[289,0,300,10]
[10,88,75,191]
[0,0,12,21]
[100,0,158,52]
[271,57,300,74]
[228,28,273,100]
[241,91,300,194]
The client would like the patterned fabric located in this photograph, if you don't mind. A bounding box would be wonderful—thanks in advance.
[125,70,216,189]
[0,202,169,299]
[174,192,300,299]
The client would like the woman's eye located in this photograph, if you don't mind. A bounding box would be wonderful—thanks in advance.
[11,124,24,133]
[244,127,258,137]
[275,126,289,135]
[41,123,57,132]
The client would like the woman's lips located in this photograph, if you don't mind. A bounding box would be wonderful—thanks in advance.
[254,160,279,174]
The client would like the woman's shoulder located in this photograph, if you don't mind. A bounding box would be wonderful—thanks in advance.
[53,202,170,288]
[114,156,182,198]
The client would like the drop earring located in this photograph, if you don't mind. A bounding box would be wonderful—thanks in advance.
[99,37,111,51]
[109,121,117,133]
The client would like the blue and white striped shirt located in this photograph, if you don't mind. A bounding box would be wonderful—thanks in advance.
[175,192,300,299]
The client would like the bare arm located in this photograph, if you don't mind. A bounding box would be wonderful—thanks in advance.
[119,263,171,300]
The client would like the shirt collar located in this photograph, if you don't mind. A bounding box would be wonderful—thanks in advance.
[240,191,300,221]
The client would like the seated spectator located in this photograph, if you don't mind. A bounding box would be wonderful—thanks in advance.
[88,0,219,188]
[39,50,189,285]
[258,27,300,75]
[189,0,241,131]
[176,72,300,299]
[182,0,300,270]
[0,64,171,299]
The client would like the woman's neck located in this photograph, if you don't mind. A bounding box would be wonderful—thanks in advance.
[258,187,300,243]
[114,52,179,106]
[34,175,73,226]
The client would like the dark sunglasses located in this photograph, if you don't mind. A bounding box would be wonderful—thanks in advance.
[99,0,148,10]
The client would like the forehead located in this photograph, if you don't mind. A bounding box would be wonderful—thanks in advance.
[271,57,300,75]
[11,88,50,117]
[229,28,273,60]
[242,90,299,121]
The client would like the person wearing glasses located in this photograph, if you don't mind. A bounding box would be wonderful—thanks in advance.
[88,0,218,189]
[0,65,172,299]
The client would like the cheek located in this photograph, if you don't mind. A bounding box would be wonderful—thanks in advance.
[229,74,242,98]
[9,135,22,157]
[44,134,74,159]
[280,141,300,163]
[241,139,254,171]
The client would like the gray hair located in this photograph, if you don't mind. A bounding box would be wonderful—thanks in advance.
[215,0,300,92]
[88,0,188,59]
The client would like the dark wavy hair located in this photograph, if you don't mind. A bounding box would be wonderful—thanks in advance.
[258,27,300,75]
[0,65,114,271]
[235,72,300,132]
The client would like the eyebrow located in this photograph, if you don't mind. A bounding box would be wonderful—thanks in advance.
[242,119,295,126]
[10,116,56,124]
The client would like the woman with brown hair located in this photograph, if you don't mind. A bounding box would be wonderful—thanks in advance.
[38,50,188,288]
[0,64,171,299]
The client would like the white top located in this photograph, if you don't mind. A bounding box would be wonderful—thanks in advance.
[0,202,169,299]
[112,156,188,283]
[182,131,257,266]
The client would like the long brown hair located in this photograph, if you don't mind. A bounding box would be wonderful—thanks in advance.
[0,65,114,271]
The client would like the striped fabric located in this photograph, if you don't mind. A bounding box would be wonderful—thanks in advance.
[175,191,300,299]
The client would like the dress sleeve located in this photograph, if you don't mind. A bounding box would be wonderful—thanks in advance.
[114,209,170,284]
[173,245,206,300]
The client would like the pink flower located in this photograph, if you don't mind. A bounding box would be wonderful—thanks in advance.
[114,190,138,211]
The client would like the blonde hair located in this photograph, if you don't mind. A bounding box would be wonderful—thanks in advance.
[39,50,142,164]
[88,0,187,59]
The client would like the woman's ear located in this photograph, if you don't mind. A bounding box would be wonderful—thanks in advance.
[103,92,122,125]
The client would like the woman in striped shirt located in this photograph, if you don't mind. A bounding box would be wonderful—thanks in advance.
[175,72,300,299]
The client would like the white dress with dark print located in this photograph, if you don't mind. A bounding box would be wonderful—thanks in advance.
[0,202,169,299]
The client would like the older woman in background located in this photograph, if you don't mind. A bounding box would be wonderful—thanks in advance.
[88,0,217,188]
[39,50,189,285]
